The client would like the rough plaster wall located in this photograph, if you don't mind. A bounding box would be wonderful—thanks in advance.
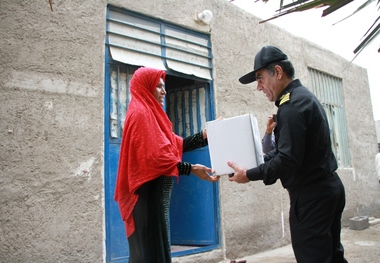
[0,0,105,262]
[340,61,380,218]
[0,0,379,263]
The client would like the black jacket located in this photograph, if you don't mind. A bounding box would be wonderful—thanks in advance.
[247,79,337,190]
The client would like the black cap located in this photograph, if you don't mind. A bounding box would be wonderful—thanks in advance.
[239,46,288,84]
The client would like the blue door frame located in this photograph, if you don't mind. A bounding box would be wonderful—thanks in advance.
[104,60,220,262]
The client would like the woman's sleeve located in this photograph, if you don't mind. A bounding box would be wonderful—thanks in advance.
[178,130,208,175]
[183,130,208,152]
[177,162,192,176]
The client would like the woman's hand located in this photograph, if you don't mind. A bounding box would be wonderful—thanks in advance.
[191,164,220,182]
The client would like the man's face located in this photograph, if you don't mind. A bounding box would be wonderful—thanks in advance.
[255,68,279,102]
[153,78,166,106]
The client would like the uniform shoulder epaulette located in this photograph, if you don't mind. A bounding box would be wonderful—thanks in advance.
[279,92,290,106]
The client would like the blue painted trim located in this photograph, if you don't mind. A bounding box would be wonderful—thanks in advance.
[189,89,194,135]
[172,244,221,258]
[104,23,112,262]
[181,91,186,137]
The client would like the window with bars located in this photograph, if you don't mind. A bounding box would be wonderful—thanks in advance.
[308,67,351,168]
[106,7,213,80]
[167,85,208,138]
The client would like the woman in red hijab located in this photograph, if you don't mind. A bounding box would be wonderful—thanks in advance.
[114,67,220,263]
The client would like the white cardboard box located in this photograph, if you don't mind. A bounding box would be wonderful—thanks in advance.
[206,114,264,175]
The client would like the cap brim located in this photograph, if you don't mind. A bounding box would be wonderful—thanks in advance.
[239,70,256,84]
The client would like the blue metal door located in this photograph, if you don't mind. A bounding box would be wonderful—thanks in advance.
[104,65,219,262]
[166,83,218,246]
[170,150,217,245]
[104,64,135,262]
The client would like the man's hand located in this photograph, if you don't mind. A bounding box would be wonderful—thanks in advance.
[227,161,250,183]
[191,164,220,182]
[266,114,276,135]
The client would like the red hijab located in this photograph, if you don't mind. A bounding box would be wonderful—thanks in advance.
[114,67,183,237]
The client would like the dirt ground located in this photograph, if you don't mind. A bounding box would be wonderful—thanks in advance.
[221,219,380,263]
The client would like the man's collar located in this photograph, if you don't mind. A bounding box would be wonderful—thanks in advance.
[275,79,302,107]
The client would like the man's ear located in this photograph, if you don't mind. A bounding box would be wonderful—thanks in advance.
[274,65,283,79]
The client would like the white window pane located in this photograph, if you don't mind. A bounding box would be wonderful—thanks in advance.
[110,46,166,70]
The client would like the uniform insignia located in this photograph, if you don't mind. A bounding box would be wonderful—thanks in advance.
[279,93,290,106]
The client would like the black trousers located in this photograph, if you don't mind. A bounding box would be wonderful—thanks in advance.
[128,176,174,263]
[289,173,348,263]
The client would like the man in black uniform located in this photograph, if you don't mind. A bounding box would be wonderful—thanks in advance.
[228,46,348,263]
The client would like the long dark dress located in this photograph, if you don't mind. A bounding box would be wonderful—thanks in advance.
[127,131,207,263]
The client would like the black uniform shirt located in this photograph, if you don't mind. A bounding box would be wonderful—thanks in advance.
[247,79,338,190]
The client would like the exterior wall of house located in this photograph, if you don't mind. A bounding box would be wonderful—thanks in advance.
[1,0,378,262]
[376,120,380,151]
[0,0,106,262]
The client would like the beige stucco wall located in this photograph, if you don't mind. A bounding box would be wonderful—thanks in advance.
[376,120,380,146]
[1,0,379,262]
[1,0,105,262]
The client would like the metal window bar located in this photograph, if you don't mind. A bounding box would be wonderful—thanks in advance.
[109,66,119,139]
[308,68,351,167]
[168,85,208,138]
[109,65,133,141]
